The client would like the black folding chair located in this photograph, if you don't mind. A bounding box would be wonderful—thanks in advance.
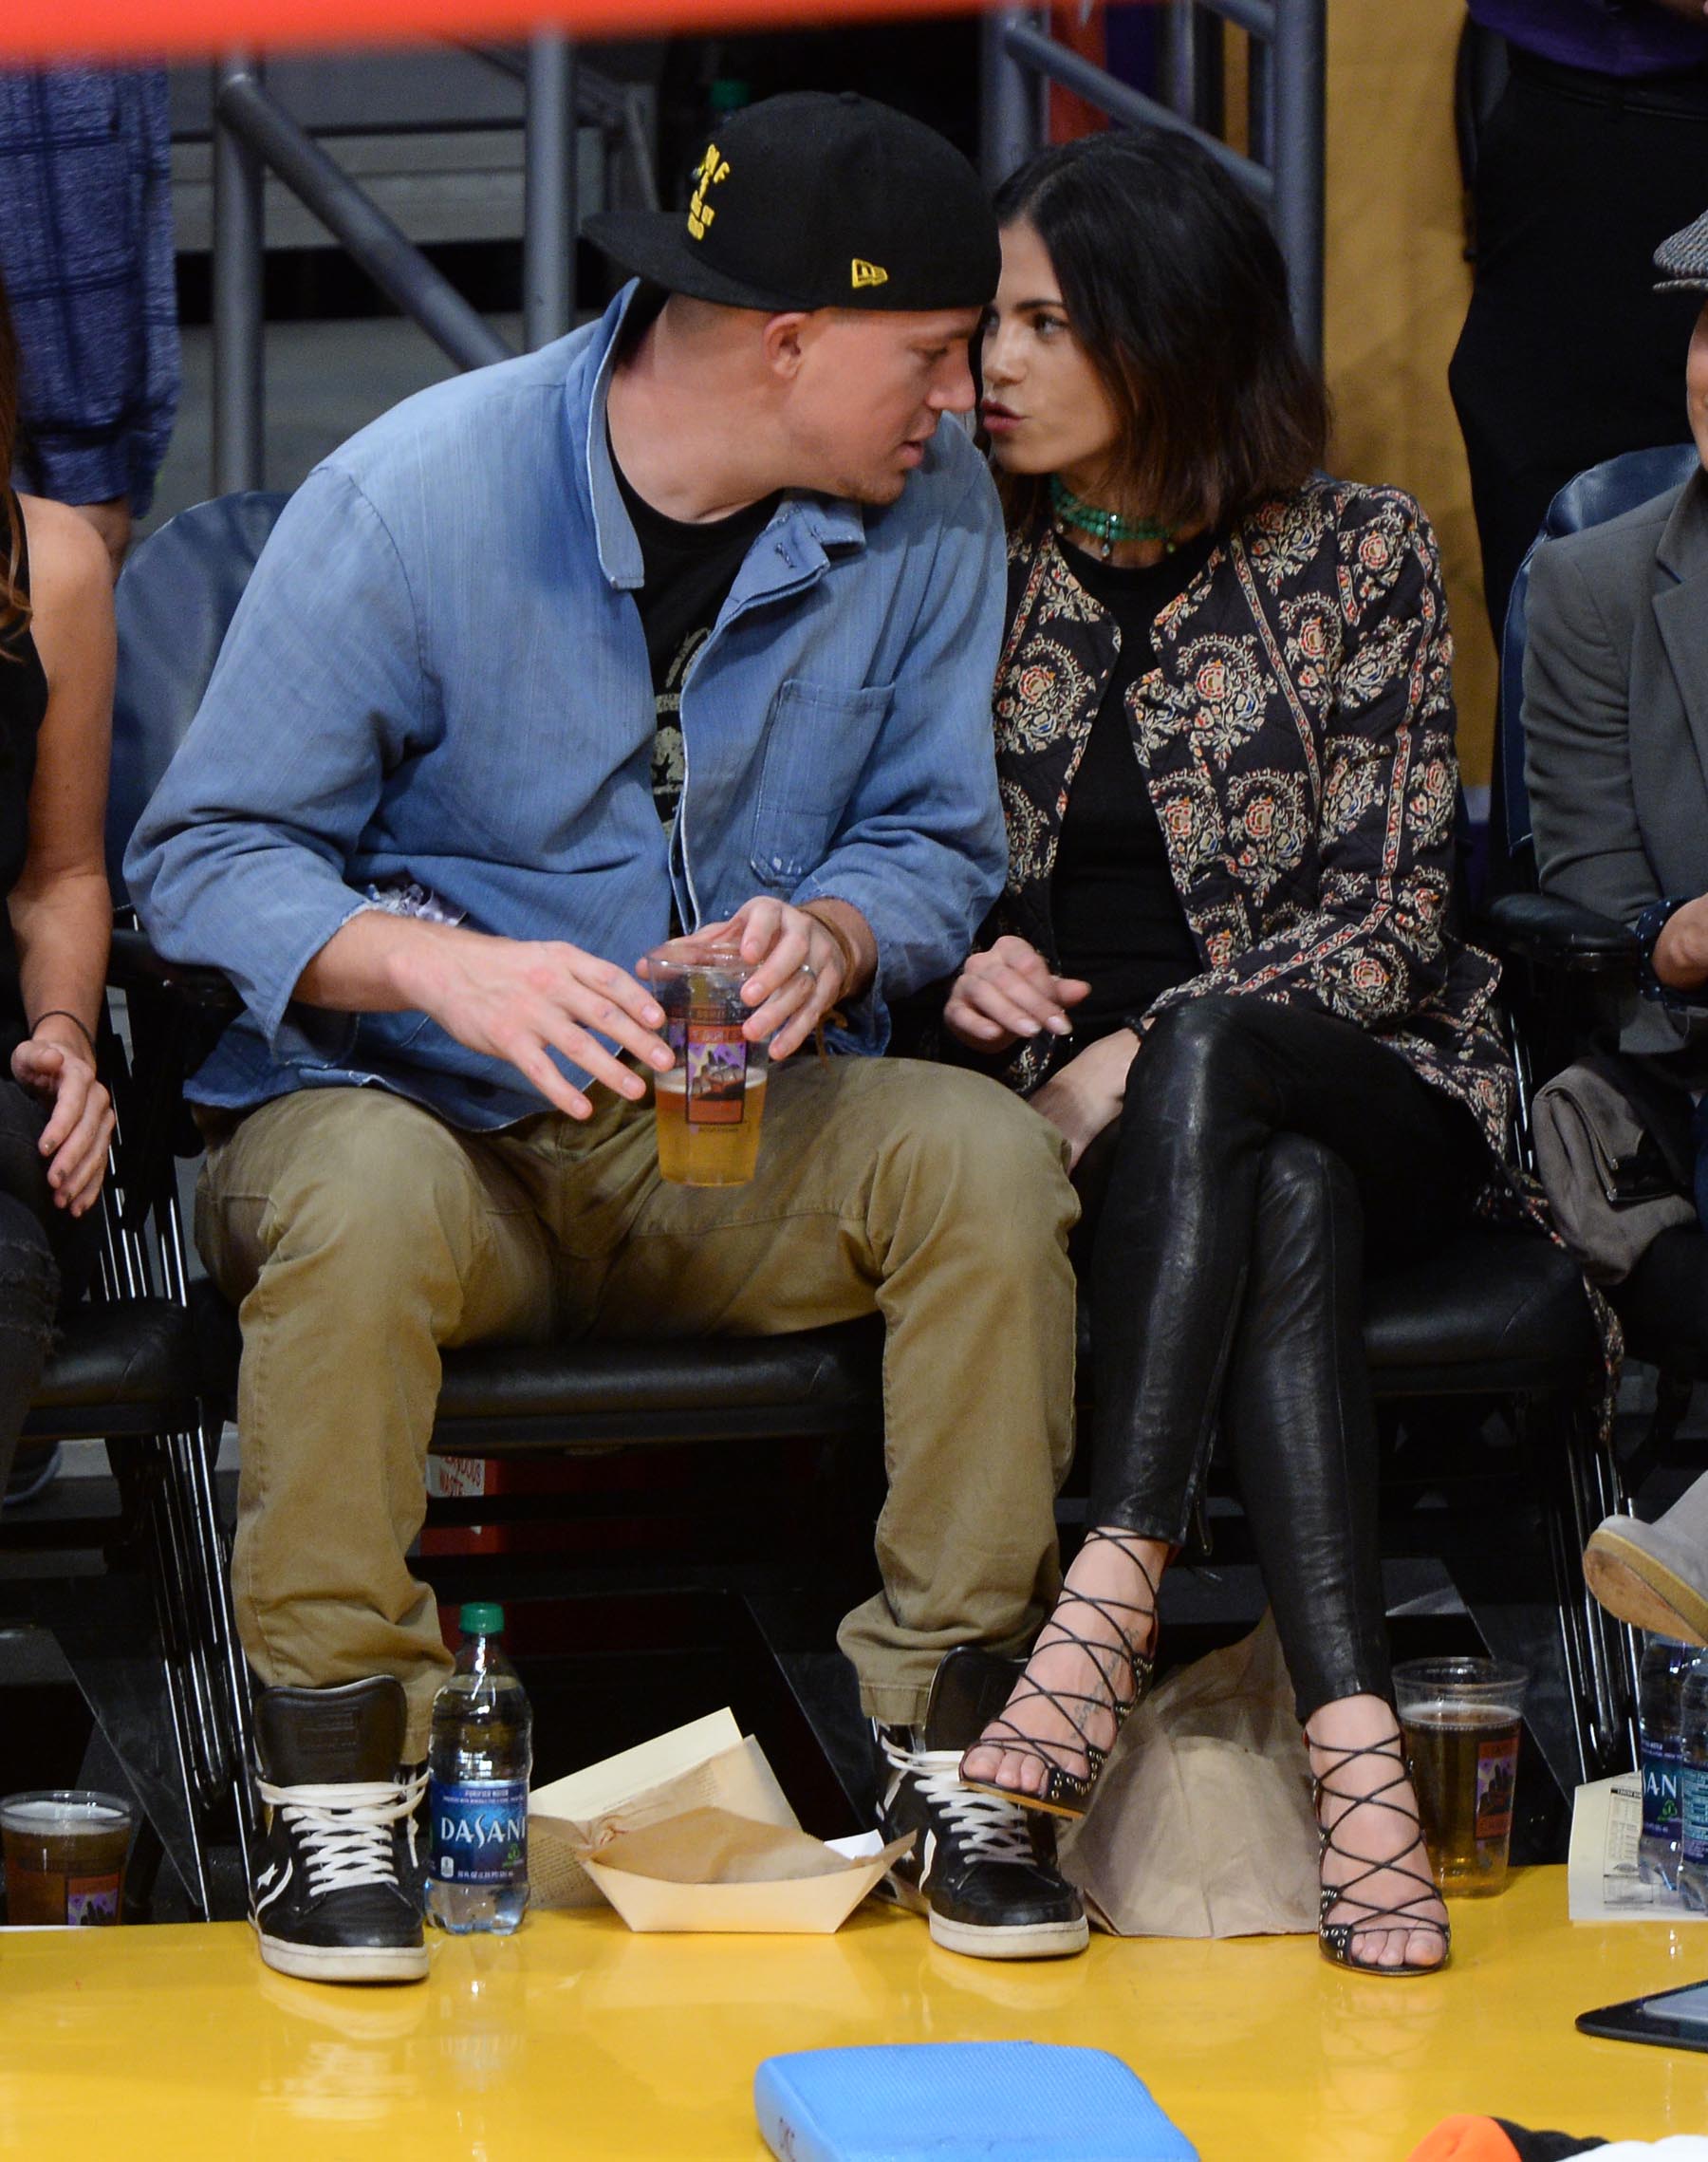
[5,969,247,1917]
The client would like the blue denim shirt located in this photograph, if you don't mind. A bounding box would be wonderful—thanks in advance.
[125,287,1009,1130]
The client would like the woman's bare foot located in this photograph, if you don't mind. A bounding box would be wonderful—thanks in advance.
[960,1528,1166,1804]
[1307,1694,1449,1973]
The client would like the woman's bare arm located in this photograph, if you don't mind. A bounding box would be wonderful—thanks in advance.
[9,494,116,1211]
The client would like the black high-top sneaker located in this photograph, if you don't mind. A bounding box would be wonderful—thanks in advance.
[250,1677,429,1984]
[876,1646,1088,1961]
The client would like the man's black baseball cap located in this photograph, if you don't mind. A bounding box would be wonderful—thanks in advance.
[585,91,999,315]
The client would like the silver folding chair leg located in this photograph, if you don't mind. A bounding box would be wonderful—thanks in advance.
[1530,1390,1640,1784]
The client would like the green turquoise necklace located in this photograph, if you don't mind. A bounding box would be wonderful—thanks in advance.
[1049,475,1175,561]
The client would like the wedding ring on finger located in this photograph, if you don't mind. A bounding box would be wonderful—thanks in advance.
[798,961,819,985]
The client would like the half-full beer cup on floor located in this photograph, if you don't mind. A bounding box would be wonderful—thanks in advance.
[643,940,770,1187]
[1,1790,134,1926]
[1394,1657,1529,1898]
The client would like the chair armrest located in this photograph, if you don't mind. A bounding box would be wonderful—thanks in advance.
[107,926,243,1016]
[1480,892,1639,975]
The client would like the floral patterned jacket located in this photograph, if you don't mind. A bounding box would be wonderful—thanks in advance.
[988,479,1514,1160]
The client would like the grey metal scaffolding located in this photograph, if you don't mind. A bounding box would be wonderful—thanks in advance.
[523,33,579,352]
[209,34,630,493]
[979,0,1327,363]
[211,56,267,500]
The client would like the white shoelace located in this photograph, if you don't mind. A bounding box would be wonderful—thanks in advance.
[257,1772,427,1896]
[881,1738,1035,1867]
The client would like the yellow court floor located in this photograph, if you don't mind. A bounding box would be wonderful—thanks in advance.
[2,1866,1705,2161]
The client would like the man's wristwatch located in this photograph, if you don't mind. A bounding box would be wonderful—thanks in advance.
[1634,893,1702,1010]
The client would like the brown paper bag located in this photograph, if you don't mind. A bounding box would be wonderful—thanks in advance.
[1057,1611,1319,1937]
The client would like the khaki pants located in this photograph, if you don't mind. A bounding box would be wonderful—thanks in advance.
[196,1056,1079,1759]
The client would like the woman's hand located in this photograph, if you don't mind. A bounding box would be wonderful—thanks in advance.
[12,1025,114,1215]
[944,936,1089,1053]
[1029,1028,1140,1170]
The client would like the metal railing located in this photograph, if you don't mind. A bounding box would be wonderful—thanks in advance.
[980,0,1327,363]
[210,35,648,494]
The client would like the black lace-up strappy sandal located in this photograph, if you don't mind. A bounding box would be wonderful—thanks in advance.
[957,1527,1160,1821]
[1306,1726,1451,1978]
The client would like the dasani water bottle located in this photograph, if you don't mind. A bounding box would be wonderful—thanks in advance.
[1679,1649,1708,1912]
[1639,1635,1692,1894]
[426,1602,532,1935]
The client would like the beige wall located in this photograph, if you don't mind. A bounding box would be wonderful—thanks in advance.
[1323,0,1495,789]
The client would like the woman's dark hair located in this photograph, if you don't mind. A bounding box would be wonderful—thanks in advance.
[0,269,27,650]
[990,129,1328,533]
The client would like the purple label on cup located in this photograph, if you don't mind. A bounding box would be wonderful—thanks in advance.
[65,1875,121,1924]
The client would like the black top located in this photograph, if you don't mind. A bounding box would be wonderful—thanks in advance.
[611,443,780,829]
[0,503,45,1041]
[1049,532,1216,1045]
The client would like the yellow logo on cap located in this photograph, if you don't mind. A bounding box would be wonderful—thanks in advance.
[852,258,889,290]
[687,144,732,242]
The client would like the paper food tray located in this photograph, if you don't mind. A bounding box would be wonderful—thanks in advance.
[529,1711,909,1933]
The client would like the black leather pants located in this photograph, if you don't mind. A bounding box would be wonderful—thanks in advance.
[1073,994,1488,1722]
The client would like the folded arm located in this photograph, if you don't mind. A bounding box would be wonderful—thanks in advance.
[1523,536,1662,932]
[1522,532,1708,1030]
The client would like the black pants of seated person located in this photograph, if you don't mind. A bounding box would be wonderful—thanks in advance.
[1072,994,1488,1723]
[0,1075,100,1497]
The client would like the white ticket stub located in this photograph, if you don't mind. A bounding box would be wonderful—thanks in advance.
[1569,1772,1704,1922]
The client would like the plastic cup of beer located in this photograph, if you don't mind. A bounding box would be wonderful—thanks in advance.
[2,1789,133,1926]
[642,939,770,1187]
[1393,1656,1529,1897]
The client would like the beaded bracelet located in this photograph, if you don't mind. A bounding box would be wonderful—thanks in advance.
[1634,894,1699,1011]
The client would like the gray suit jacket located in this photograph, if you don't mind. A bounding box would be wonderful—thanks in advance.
[1524,466,1708,1063]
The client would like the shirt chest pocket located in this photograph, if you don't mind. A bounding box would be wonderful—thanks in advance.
[748,677,895,886]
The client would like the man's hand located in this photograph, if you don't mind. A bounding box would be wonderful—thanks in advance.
[1653,896,1708,993]
[12,1027,115,1215]
[683,898,874,1063]
[1029,1028,1139,1171]
[943,935,1089,1053]
[385,923,675,1120]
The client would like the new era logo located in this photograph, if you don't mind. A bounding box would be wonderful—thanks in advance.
[851,258,889,290]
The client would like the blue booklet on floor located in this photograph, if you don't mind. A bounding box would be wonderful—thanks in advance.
[754,2042,1199,2162]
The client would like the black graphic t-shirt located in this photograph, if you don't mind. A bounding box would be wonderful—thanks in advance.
[610,442,780,829]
